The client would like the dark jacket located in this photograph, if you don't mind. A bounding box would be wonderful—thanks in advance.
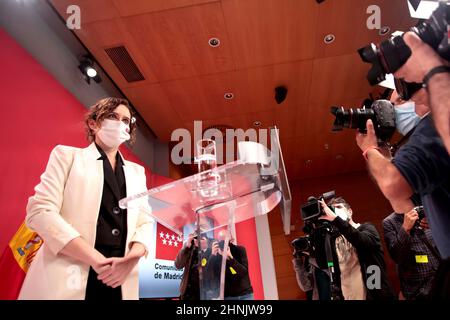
[383,212,440,299]
[332,218,396,300]
[207,243,253,298]
[175,244,211,300]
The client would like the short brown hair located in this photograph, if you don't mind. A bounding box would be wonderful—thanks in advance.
[84,97,137,144]
[328,197,351,211]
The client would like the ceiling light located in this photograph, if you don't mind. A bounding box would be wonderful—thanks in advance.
[78,56,101,84]
[253,121,261,127]
[379,26,391,36]
[86,67,97,78]
[208,38,220,47]
[323,34,335,44]
[408,0,439,19]
[224,92,234,100]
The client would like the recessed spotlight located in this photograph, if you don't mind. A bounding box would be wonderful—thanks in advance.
[253,121,261,127]
[324,34,335,44]
[208,37,220,47]
[224,92,234,100]
[86,67,97,78]
[305,159,312,165]
[379,26,391,36]
[78,56,101,84]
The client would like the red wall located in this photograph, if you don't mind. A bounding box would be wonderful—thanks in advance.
[0,29,166,252]
[0,29,265,300]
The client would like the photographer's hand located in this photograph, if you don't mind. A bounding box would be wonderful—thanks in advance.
[419,217,429,229]
[186,233,197,248]
[402,209,419,234]
[211,241,219,256]
[318,199,337,221]
[356,119,378,153]
[394,32,448,84]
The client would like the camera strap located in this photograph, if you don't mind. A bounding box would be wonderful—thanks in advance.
[388,127,416,156]
[423,65,450,91]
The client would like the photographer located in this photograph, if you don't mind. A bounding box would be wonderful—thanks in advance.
[207,230,254,300]
[383,207,440,300]
[319,198,395,300]
[356,91,450,299]
[394,32,450,155]
[174,233,211,300]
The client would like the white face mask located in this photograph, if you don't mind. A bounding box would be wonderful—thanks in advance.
[96,119,130,148]
[394,101,421,136]
[334,207,349,221]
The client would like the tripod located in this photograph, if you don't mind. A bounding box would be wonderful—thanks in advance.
[323,232,343,300]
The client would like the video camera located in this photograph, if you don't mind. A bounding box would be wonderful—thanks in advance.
[330,99,396,142]
[358,1,450,97]
[300,190,336,221]
[292,191,340,269]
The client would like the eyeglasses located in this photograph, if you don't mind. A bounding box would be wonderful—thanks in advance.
[105,112,136,126]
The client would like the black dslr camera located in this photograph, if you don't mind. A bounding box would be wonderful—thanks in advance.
[415,205,425,220]
[331,99,396,142]
[358,1,450,98]
[414,205,426,228]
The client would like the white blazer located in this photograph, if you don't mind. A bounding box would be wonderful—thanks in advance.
[19,143,153,300]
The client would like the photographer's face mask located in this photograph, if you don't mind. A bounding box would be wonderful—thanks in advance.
[394,101,421,136]
[334,207,349,221]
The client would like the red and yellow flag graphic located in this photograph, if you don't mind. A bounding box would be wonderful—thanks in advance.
[0,222,43,299]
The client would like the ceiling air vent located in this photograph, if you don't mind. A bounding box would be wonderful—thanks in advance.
[104,46,145,82]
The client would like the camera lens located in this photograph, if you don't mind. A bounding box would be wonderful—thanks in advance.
[331,106,374,133]
[358,36,412,86]
[331,100,395,141]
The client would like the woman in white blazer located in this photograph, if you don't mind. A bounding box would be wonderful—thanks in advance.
[19,98,153,300]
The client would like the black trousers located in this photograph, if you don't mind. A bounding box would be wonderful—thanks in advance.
[85,246,124,301]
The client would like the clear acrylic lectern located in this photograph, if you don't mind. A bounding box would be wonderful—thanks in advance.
[119,127,291,300]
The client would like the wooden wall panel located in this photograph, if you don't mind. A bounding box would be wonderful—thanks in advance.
[112,0,218,16]
[222,0,319,68]
[122,3,235,81]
